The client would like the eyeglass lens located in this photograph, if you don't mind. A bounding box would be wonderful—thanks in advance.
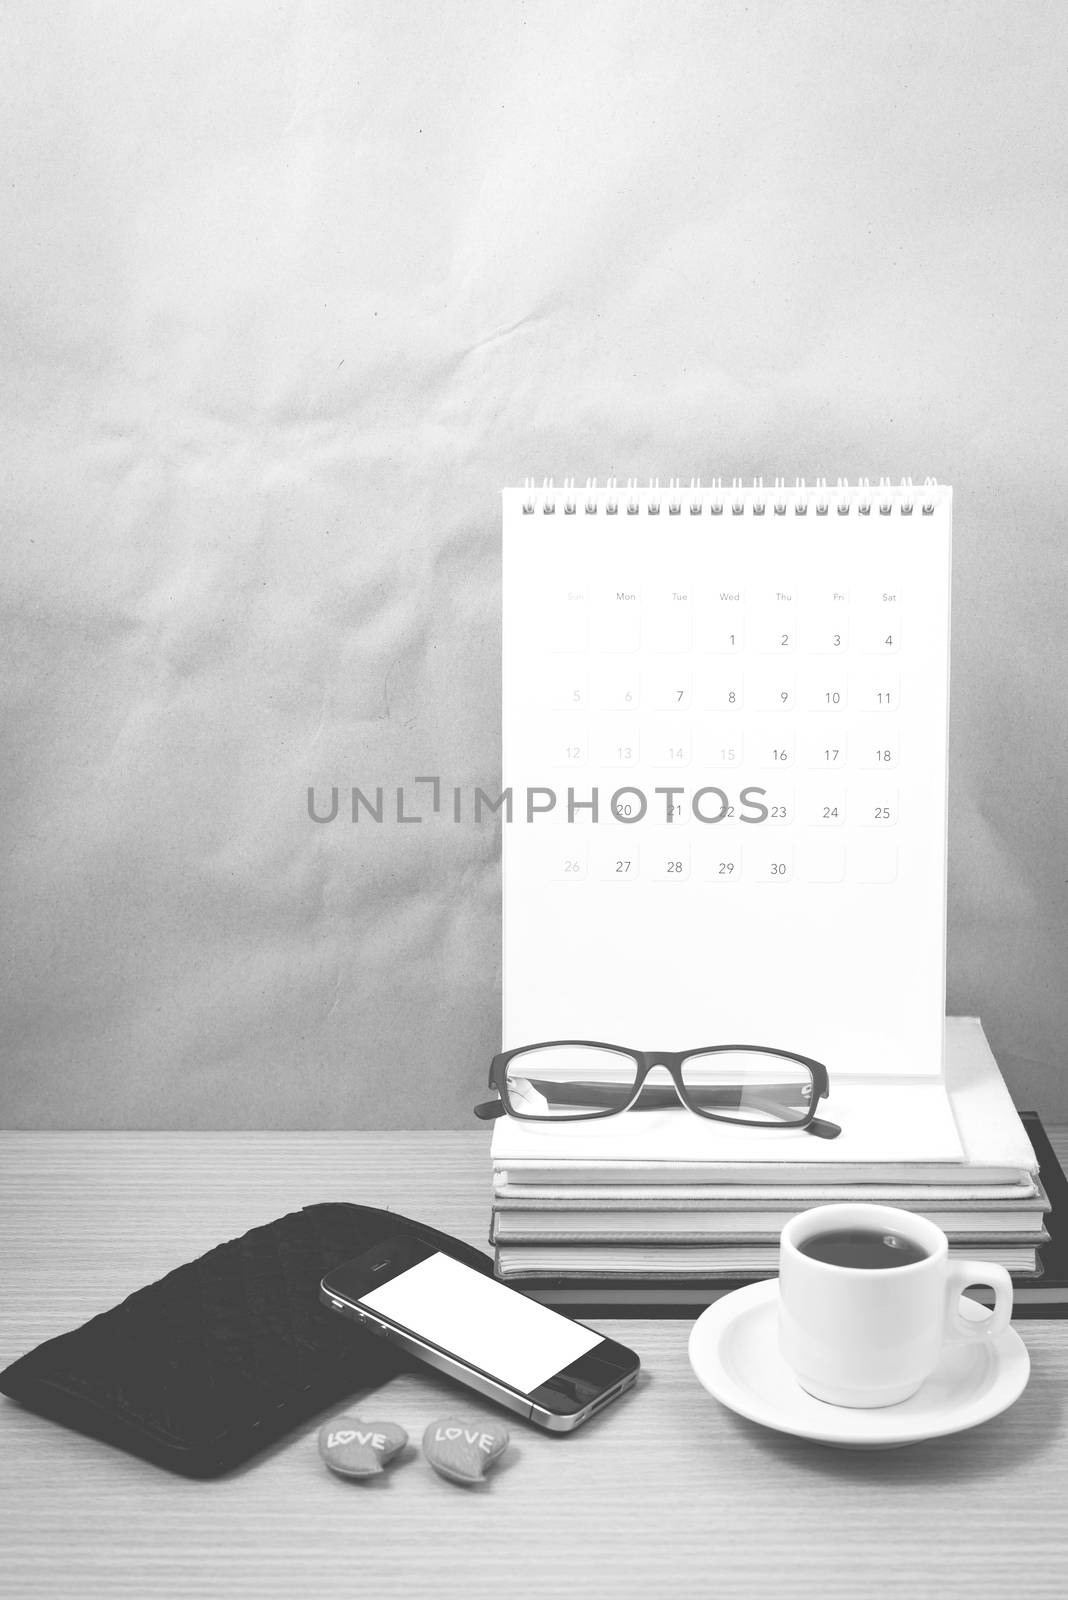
[678,1050,812,1124]
[504,1046,637,1118]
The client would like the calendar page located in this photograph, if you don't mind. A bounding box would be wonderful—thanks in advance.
[502,480,951,1081]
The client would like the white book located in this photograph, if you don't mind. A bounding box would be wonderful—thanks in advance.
[494,1242,1041,1280]
[491,1018,1037,1186]
[493,1179,1040,1203]
[491,1201,1049,1242]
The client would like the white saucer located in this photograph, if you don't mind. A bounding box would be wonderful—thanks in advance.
[688,1280,1030,1449]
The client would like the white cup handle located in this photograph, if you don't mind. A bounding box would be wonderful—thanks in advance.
[944,1259,1013,1341]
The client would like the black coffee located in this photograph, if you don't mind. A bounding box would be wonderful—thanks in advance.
[798,1227,928,1270]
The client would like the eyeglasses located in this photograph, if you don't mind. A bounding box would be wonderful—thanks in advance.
[474,1042,841,1139]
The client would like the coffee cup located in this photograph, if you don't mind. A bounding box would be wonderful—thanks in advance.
[778,1202,1013,1408]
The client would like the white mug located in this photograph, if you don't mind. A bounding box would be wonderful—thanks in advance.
[778,1202,1013,1408]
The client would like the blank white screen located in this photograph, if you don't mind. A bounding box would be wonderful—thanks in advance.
[361,1252,603,1395]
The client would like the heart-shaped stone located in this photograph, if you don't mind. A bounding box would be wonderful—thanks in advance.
[423,1416,510,1485]
[318,1415,408,1479]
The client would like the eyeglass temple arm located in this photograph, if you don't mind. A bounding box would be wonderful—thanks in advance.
[805,1116,841,1139]
[473,1082,842,1137]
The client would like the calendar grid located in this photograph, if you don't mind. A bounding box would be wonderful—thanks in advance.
[502,484,951,1082]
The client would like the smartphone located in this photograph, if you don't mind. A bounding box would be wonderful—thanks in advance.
[320,1234,640,1432]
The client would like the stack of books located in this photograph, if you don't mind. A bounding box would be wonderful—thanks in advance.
[490,1019,1055,1310]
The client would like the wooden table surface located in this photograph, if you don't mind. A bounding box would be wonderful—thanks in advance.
[1,1130,1065,1600]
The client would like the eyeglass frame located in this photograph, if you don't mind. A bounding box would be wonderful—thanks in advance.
[474,1040,841,1139]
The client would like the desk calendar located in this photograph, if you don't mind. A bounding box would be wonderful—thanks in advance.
[501,480,952,1081]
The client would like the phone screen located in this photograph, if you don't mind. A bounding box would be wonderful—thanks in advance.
[361,1251,604,1395]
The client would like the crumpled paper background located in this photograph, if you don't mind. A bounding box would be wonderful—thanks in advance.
[2,1,1066,1127]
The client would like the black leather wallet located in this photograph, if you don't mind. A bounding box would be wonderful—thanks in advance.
[0,1202,494,1477]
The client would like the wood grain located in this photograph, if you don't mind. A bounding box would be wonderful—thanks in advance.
[1,1130,1065,1600]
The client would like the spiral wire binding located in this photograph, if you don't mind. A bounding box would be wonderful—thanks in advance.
[520,477,942,515]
